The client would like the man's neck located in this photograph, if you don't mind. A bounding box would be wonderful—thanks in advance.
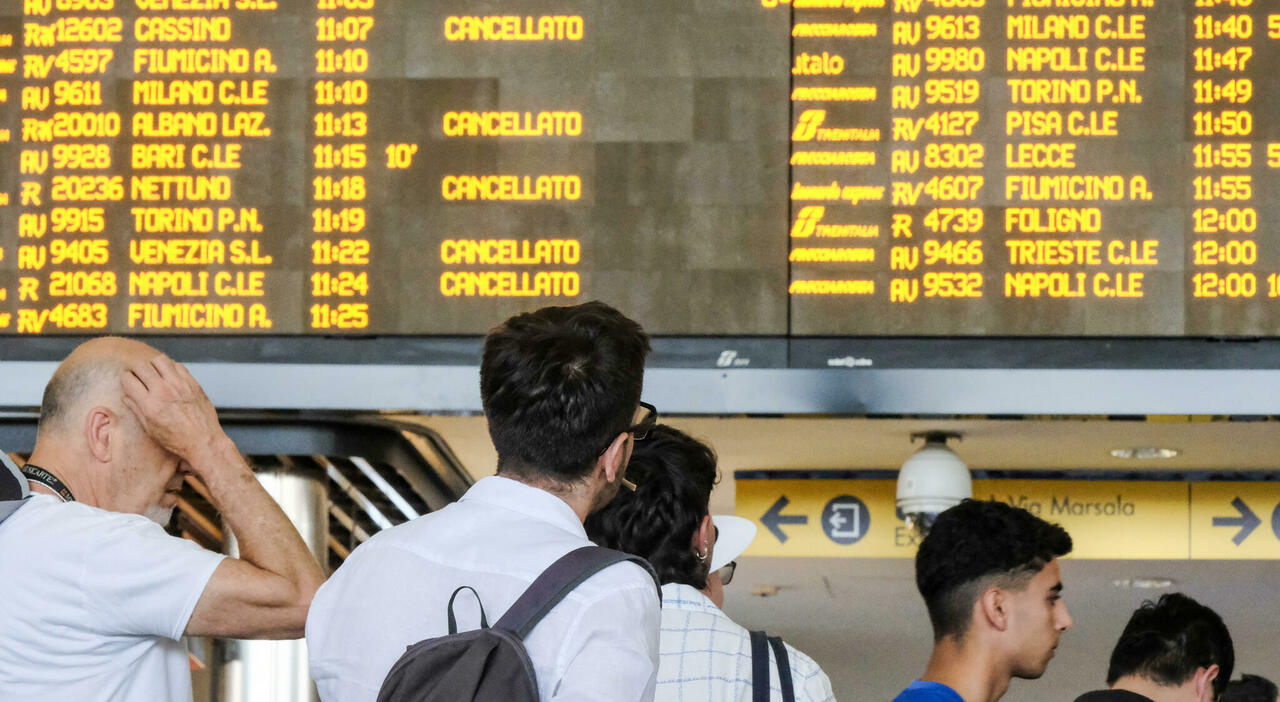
[496,471,594,523]
[921,637,1011,702]
[24,449,95,507]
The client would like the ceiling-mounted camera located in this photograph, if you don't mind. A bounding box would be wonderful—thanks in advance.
[895,431,971,540]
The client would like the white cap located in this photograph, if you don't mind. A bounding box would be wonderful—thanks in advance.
[710,515,757,572]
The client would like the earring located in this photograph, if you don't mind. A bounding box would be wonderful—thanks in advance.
[696,542,708,561]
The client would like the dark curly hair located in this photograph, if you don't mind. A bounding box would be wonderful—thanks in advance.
[1222,675,1277,702]
[1106,593,1234,699]
[480,301,649,485]
[584,424,719,588]
[915,499,1072,641]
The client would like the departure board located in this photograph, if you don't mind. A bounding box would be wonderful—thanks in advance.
[782,0,1280,336]
[3,0,1280,337]
[0,1,790,335]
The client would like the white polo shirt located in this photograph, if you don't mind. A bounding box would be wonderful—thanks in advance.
[0,494,226,702]
[306,475,661,702]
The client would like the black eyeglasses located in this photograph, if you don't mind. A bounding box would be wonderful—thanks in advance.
[629,401,658,441]
[718,560,737,586]
[619,401,658,492]
[712,526,736,585]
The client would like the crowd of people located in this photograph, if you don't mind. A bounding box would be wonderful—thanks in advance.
[0,301,1273,702]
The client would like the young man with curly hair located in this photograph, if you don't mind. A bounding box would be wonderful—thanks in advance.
[893,499,1074,702]
[586,424,835,702]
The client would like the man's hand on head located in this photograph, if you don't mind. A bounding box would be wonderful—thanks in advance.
[121,354,231,469]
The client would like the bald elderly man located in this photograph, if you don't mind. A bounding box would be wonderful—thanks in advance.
[0,338,325,701]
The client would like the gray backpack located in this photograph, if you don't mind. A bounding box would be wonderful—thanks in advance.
[376,546,660,702]
[0,453,29,523]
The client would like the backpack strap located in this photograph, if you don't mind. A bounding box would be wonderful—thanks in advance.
[445,586,490,634]
[750,631,770,702]
[494,545,660,640]
[768,635,796,702]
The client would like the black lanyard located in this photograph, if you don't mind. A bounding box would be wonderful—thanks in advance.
[21,464,75,503]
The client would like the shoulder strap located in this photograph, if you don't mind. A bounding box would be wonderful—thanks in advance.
[0,453,29,524]
[494,545,660,639]
[750,631,770,702]
[768,636,796,702]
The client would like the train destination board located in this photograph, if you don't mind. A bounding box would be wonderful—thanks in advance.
[2,0,1280,337]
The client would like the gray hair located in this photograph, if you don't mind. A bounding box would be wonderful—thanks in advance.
[37,353,123,436]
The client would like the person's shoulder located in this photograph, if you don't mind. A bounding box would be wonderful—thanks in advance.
[1073,691,1154,702]
[553,551,659,615]
[584,554,658,593]
[315,510,459,595]
[5,494,155,537]
[661,582,724,611]
[893,681,965,702]
[782,639,828,678]
[72,501,172,538]
[332,508,452,563]
[0,496,204,586]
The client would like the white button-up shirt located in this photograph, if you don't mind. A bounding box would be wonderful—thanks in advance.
[656,583,836,702]
[306,475,661,702]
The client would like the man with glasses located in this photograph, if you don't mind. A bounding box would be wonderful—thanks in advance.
[307,301,660,702]
[587,424,837,702]
[701,519,747,609]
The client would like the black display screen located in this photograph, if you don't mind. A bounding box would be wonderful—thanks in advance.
[1,0,1277,337]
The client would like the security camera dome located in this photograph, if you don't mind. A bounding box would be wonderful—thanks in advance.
[896,433,971,536]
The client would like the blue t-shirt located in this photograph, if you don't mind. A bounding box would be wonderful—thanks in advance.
[893,680,966,702]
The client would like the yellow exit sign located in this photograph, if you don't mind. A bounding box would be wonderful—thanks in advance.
[736,478,1280,560]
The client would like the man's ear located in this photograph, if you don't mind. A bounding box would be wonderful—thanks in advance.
[977,586,1009,632]
[84,406,114,463]
[1194,664,1220,702]
[597,431,629,484]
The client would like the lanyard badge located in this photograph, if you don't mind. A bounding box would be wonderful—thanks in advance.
[20,464,75,503]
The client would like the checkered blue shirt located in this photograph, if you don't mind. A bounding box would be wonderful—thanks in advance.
[656,583,837,702]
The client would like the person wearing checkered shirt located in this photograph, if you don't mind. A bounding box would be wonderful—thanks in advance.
[586,424,837,702]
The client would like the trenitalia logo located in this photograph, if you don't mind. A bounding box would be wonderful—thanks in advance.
[790,206,825,238]
[790,110,881,142]
[792,110,825,141]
